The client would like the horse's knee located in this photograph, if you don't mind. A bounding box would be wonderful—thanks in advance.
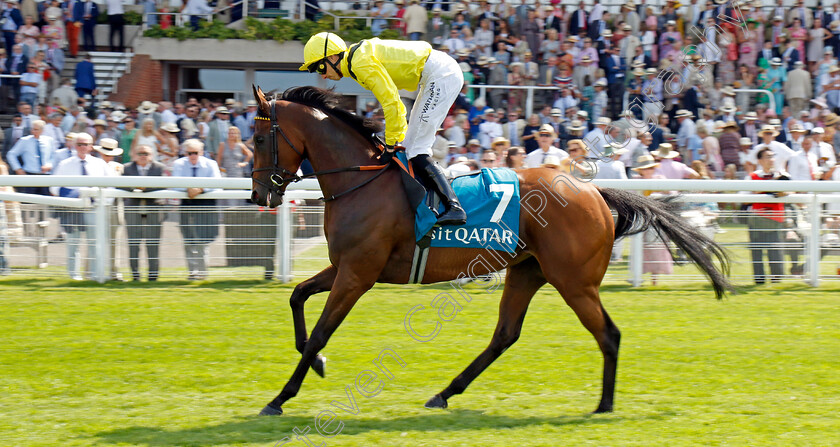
[489,327,521,356]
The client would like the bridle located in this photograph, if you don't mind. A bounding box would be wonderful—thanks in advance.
[250,99,391,202]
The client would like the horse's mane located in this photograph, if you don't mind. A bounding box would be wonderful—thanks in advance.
[275,86,383,144]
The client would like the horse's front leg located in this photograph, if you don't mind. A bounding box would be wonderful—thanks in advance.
[260,266,377,415]
[290,266,337,377]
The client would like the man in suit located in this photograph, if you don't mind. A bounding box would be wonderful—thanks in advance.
[73,54,96,106]
[605,47,626,119]
[501,108,526,147]
[122,145,165,281]
[4,43,27,105]
[1,0,23,55]
[44,38,65,93]
[785,61,813,115]
[780,37,801,72]
[568,1,587,37]
[787,0,813,28]
[172,139,221,281]
[73,0,98,52]
[543,6,561,33]
[2,113,23,162]
[50,132,109,280]
[204,105,230,159]
[766,15,787,50]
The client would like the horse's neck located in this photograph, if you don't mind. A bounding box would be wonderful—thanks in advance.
[303,115,378,194]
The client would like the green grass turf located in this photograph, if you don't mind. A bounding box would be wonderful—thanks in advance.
[1,279,838,446]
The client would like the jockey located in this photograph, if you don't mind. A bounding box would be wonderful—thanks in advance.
[300,32,467,226]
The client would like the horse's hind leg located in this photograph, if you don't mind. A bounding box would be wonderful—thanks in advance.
[426,256,546,409]
[552,281,621,413]
[289,265,337,378]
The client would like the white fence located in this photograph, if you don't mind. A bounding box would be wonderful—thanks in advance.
[2,176,840,287]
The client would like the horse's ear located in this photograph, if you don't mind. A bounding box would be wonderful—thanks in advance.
[253,84,270,116]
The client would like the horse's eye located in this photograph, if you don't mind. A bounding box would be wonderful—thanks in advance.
[255,136,265,144]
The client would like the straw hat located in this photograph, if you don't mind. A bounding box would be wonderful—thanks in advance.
[675,109,693,119]
[93,119,107,127]
[601,29,613,38]
[100,100,113,109]
[723,120,739,130]
[456,48,471,57]
[770,57,783,66]
[136,100,157,114]
[721,86,736,96]
[759,124,780,137]
[581,55,592,63]
[594,79,607,87]
[720,105,737,114]
[632,154,660,171]
[93,138,123,157]
[811,127,825,134]
[603,142,629,156]
[467,139,481,147]
[632,67,646,77]
[645,67,658,75]
[215,106,230,114]
[810,97,828,108]
[538,123,557,137]
[622,0,636,10]
[594,117,611,126]
[550,108,563,116]
[542,154,562,168]
[567,120,586,132]
[492,136,510,146]
[654,143,679,159]
[110,111,127,122]
[824,113,840,126]
[743,111,758,121]
[789,123,807,133]
[160,122,180,133]
[739,137,752,146]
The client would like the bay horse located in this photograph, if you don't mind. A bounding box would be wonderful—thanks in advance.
[249,85,731,416]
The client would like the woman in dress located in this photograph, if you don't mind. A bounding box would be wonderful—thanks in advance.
[815,47,837,97]
[17,15,40,58]
[157,122,180,173]
[521,114,542,154]
[658,21,682,62]
[507,62,525,110]
[119,117,136,164]
[789,18,808,63]
[808,17,831,72]
[541,28,561,61]
[632,154,673,285]
[217,126,253,178]
[130,118,161,161]
[739,20,758,71]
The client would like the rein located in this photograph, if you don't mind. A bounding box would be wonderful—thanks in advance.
[251,98,391,202]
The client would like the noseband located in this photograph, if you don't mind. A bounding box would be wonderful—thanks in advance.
[250,99,392,202]
[251,99,305,196]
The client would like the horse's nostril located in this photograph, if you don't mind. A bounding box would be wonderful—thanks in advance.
[251,190,259,204]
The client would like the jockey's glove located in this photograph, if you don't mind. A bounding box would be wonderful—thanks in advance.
[378,144,397,164]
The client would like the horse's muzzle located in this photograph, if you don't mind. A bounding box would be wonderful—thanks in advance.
[250,188,284,208]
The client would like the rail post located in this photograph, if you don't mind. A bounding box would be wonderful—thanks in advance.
[630,232,643,287]
[808,194,820,286]
[93,188,110,283]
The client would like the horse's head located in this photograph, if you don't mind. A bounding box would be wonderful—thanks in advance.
[250,85,306,208]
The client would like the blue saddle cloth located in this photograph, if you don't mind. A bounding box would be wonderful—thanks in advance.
[406,160,521,253]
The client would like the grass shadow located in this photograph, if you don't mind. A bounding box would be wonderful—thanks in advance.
[0,277,290,291]
[93,409,674,446]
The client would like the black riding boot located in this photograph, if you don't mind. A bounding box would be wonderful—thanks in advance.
[410,154,467,226]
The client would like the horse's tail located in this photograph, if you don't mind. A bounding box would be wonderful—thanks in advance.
[597,187,733,299]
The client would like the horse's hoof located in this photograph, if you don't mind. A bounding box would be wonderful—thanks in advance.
[424,394,448,409]
[593,405,613,414]
[312,354,327,378]
[259,404,283,416]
